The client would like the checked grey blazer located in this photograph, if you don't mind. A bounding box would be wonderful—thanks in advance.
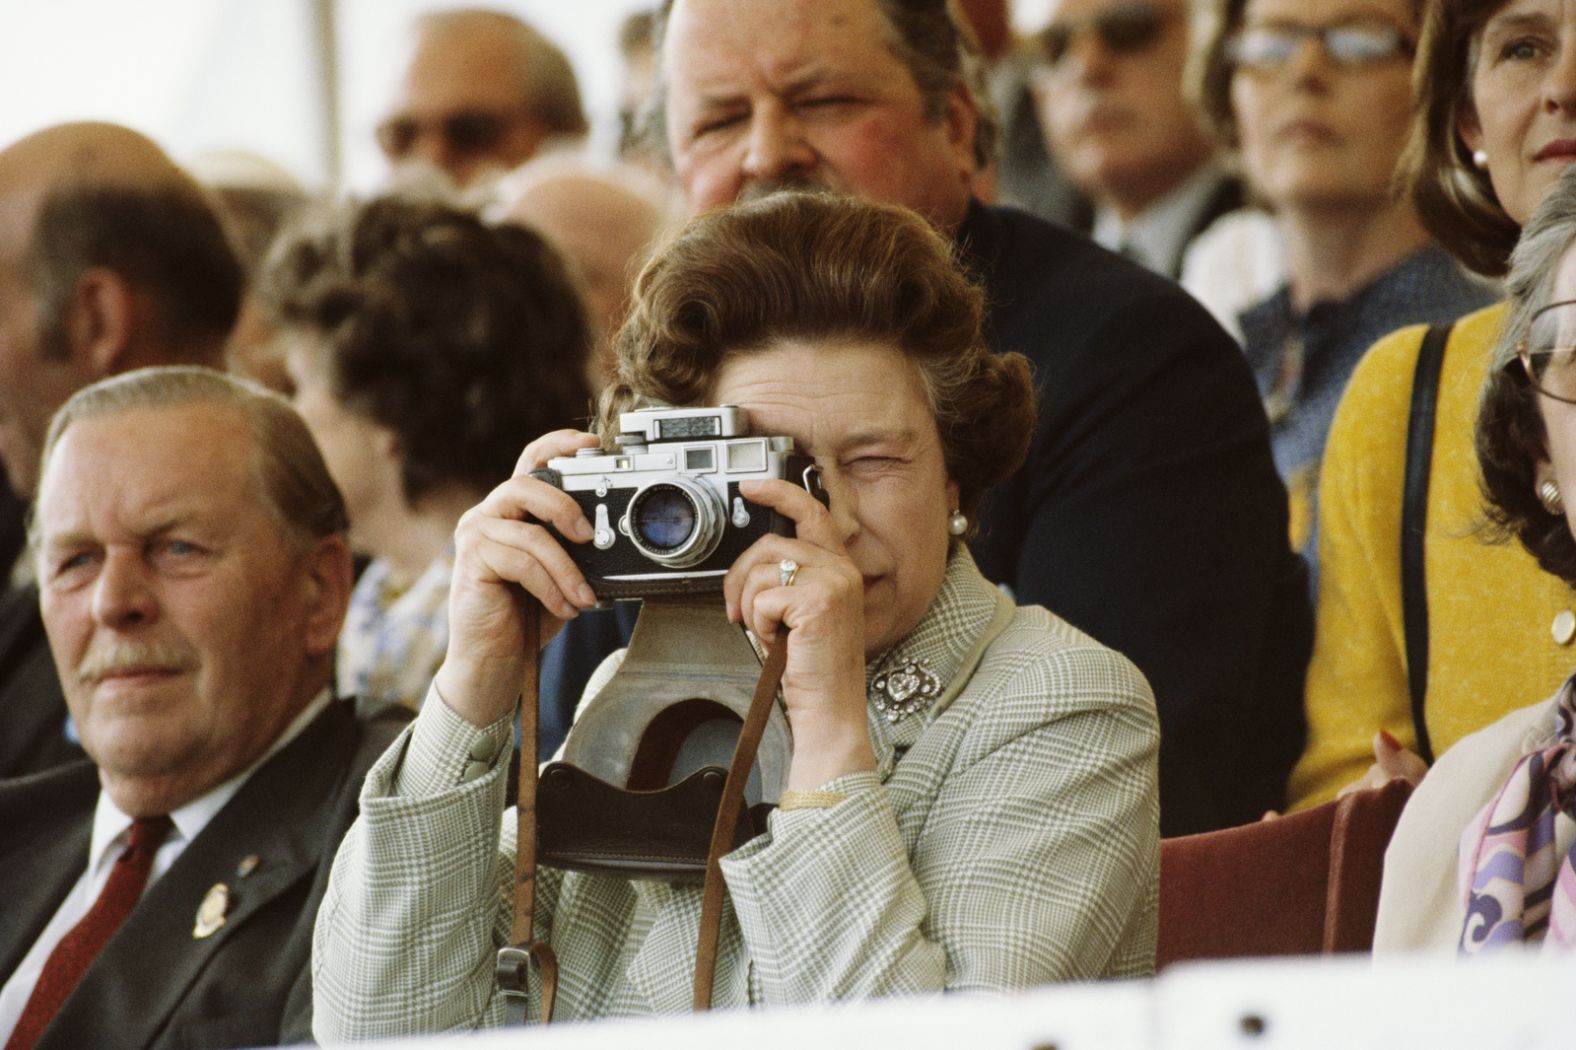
[313,552,1160,1041]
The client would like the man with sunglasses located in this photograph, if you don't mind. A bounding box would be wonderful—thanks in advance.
[376,9,587,191]
[529,0,1313,839]
[1030,0,1238,278]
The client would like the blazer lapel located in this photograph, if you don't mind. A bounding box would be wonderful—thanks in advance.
[0,763,97,979]
[40,703,358,1050]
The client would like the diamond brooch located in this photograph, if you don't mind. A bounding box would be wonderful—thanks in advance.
[871,659,943,724]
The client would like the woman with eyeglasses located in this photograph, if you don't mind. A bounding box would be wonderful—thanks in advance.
[1289,0,1576,813]
[1374,163,1576,953]
[1192,0,1494,568]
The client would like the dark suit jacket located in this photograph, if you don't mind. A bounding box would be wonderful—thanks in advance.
[962,201,1312,836]
[0,698,410,1050]
[0,584,80,780]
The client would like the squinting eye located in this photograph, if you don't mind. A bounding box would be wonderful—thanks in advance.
[48,551,96,582]
[694,113,744,137]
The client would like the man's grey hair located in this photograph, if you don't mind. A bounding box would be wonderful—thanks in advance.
[416,8,588,137]
[34,366,348,554]
[645,0,999,170]
[1489,163,1576,377]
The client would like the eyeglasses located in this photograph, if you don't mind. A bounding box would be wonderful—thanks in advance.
[1518,299,1576,404]
[375,108,522,160]
[1035,3,1168,69]
[1225,21,1414,71]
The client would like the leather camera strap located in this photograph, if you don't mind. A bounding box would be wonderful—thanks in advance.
[497,599,559,1025]
[692,632,790,1011]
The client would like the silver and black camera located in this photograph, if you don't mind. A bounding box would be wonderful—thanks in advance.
[531,405,825,600]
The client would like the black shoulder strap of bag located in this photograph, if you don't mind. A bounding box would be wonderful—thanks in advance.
[1400,322,1452,765]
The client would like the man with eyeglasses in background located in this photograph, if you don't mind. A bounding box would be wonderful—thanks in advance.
[376,9,588,193]
[1029,0,1240,278]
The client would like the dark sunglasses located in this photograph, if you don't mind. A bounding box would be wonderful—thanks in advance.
[375,108,518,159]
[1036,3,1167,69]
[1226,21,1414,71]
[1517,298,1576,405]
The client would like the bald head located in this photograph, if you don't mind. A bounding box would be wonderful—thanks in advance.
[379,9,587,189]
[0,122,180,193]
[503,161,677,387]
[0,122,242,496]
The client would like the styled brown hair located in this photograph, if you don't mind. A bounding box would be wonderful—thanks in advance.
[601,191,1035,530]
[1477,164,1576,586]
[1400,0,1519,277]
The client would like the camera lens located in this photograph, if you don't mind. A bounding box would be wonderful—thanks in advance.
[625,477,724,567]
[632,486,696,551]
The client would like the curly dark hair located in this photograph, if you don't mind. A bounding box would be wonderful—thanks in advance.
[259,195,593,503]
[600,191,1036,532]
[1477,163,1576,587]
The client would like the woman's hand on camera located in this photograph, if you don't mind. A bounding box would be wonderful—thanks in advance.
[435,429,602,728]
[727,477,875,790]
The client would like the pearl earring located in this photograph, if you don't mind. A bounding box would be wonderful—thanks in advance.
[1472,149,1490,171]
[1540,480,1565,515]
[947,510,968,537]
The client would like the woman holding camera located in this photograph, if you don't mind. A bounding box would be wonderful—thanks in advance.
[313,192,1160,1039]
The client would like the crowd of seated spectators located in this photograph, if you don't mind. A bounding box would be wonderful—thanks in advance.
[1,0,1574,1047]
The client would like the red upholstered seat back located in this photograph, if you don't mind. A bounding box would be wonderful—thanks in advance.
[1156,778,1413,969]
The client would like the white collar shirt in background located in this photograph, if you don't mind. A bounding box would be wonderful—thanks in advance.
[1091,164,1230,278]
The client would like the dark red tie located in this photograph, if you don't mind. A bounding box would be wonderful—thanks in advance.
[4,815,173,1050]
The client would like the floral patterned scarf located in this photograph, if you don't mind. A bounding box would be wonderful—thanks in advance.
[1458,677,1576,953]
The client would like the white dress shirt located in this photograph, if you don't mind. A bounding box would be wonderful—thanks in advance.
[1091,164,1233,279]
[0,689,332,1042]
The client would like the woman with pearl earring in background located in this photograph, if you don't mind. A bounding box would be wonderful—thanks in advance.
[1289,0,1576,812]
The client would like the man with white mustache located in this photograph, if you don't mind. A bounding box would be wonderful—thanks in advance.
[0,367,409,1050]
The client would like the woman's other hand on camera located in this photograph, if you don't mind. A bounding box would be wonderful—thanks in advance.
[727,477,876,791]
[435,429,602,727]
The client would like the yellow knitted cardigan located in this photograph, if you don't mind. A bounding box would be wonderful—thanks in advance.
[1290,302,1576,808]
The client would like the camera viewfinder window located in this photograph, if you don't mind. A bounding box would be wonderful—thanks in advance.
[725,441,767,473]
[684,447,716,472]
